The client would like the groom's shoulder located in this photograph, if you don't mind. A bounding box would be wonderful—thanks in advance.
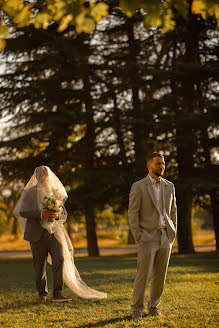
[132,177,146,187]
[162,177,175,187]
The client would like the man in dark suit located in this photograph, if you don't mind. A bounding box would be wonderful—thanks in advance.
[20,186,71,303]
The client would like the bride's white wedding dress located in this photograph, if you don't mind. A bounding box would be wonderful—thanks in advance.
[13,166,107,299]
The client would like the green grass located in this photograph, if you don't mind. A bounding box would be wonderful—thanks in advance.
[0,253,218,328]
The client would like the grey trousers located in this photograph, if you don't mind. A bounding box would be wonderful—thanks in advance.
[131,229,172,312]
[30,230,64,296]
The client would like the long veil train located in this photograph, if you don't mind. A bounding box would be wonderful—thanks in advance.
[51,224,107,299]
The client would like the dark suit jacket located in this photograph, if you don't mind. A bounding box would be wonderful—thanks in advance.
[19,186,66,242]
[20,209,44,242]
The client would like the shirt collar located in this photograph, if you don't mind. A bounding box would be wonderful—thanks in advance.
[148,174,162,184]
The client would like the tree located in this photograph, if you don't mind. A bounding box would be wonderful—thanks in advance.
[0,0,218,256]
[153,2,219,252]
[0,22,106,255]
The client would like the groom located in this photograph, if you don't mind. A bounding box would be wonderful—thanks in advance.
[128,152,177,320]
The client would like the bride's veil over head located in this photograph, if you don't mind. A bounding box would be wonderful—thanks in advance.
[13,166,68,234]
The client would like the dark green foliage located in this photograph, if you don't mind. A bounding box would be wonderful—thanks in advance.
[0,1,218,254]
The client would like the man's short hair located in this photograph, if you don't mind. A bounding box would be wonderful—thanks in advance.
[146,152,164,164]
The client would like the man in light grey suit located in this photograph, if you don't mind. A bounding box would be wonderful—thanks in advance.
[128,152,177,320]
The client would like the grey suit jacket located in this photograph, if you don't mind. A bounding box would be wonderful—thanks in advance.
[19,186,67,242]
[19,209,44,242]
[128,174,177,244]
[20,208,67,242]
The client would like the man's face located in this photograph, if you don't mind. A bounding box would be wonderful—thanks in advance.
[148,156,165,177]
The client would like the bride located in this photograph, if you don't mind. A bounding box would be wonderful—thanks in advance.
[13,165,107,302]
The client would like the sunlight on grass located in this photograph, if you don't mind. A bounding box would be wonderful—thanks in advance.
[0,254,218,328]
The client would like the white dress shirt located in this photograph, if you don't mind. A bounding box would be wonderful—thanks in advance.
[149,175,166,229]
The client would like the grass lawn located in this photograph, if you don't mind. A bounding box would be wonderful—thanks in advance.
[0,253,218,328]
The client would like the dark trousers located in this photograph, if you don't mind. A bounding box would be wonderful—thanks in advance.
[30,230,64,296]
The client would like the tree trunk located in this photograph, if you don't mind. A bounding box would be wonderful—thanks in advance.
[210,189,219,252]
[11,217,19,239]
[176,185,195,253]
[175,114,195,253]
[201,130,218,252]
[85,205,100,256]
[83,37,99,257]
[173,10,200,254]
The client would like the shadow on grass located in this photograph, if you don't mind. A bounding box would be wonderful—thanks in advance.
[73,312,152,328]
[0,253,218,294]
[169,252,219,274]
[74,315,132,328]
[2,253,218,272]
[0,300,44,313]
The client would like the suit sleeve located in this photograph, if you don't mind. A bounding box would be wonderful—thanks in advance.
[19,188,41,223]
[19,210,41,222]
[128,183,142,243]
[170,184,177,230]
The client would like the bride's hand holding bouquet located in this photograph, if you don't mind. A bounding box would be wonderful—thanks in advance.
[41,196,63,233]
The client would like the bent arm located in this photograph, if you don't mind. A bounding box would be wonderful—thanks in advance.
[19,210,41,223]
[170,185,177,230]
[128,183,142,243]
[19,188,41,223]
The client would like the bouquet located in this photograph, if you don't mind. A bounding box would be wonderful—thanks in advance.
[41,195,63,234]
